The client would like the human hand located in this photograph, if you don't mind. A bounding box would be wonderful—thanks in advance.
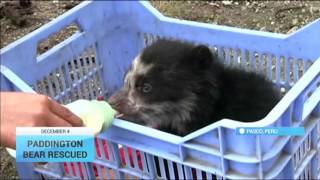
[0,92,83,149]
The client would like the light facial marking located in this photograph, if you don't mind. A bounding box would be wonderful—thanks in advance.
[125,54,154,110]
[132,54,153,76]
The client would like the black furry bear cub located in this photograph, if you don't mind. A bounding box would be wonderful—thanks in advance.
[109,39,281,136]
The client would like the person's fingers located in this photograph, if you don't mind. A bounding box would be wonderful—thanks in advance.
[6,140,15,149]
[49,100,83,126]
[2,132,15,149]
[47,112,73,127]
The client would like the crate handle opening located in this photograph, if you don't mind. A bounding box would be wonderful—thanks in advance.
[36,22,82,57]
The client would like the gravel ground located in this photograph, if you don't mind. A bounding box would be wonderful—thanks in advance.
[0,1,319,179]
[151,1,320,34]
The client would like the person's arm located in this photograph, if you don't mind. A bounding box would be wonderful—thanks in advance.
[0,92,83,149]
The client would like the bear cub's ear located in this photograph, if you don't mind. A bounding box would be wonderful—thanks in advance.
[187,45,214,70]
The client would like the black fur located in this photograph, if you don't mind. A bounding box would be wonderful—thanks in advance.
[109,39,281,136]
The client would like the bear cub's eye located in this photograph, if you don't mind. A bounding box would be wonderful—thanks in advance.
[141,83,152,93]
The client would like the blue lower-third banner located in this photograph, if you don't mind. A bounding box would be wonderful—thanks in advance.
[236,127,305,136]
[16,127,95,162]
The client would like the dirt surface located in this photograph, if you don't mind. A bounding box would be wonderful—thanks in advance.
[0,1,319,179]
[0,0,80,48]
[151,1,320,34]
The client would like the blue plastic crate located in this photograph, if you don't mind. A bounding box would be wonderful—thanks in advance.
[1,1,319,179]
